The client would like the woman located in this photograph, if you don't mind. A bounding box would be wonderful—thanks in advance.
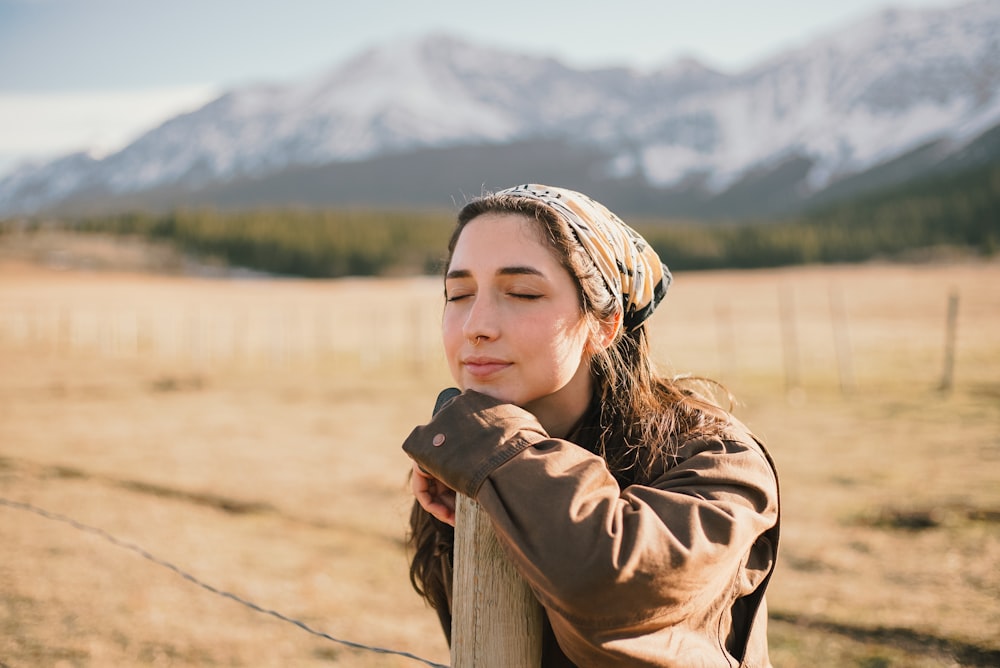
[403,184,779,667]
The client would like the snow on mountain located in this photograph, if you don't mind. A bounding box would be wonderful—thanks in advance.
[634,0,1000,192]
[1,0,998,216]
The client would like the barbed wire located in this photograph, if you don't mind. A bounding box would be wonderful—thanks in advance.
[0,496,449,668]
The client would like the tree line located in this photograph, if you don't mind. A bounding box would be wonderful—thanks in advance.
[3,163,997,278]
[639,163,999,271]
[76,208,455,278]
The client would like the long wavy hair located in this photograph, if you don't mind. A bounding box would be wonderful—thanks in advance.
[407,192,733,632]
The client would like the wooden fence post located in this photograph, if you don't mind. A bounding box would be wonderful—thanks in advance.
[778,285,801,396]
[715,300,737,382]
[938,289,959,393]
[828,283,855,395]
[451,494,544,667]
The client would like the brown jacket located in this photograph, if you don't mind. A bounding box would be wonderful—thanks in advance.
[404,390,779,667]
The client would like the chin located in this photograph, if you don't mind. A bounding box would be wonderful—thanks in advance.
[462,381,520,406]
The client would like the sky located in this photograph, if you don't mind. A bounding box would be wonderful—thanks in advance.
[0,0,968,176]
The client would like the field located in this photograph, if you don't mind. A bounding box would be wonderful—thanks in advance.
[1,236,998,667]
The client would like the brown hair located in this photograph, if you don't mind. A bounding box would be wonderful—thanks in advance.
[407,192,733,629]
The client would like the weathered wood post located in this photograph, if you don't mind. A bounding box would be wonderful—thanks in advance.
[451,494,544,667]
[778,285,801,396]
[715,300,737,382]
[938,288,959,393]
[828,282,855,396]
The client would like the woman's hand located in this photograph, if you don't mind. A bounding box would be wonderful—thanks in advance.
[410,460,457,526]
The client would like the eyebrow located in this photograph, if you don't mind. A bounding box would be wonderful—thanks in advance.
[446,266,546,280]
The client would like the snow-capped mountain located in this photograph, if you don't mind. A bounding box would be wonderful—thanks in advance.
[1,0,998,217]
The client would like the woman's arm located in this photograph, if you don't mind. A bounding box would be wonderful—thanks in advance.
[403,390,778,661]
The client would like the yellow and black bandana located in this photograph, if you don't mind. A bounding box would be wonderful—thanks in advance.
[496,184,672,333]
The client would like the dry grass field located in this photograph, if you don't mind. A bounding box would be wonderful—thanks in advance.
[1,235,998,667]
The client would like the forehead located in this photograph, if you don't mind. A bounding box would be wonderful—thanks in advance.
[449,212,559,269]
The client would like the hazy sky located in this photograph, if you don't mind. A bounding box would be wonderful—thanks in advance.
[0,0,968,174]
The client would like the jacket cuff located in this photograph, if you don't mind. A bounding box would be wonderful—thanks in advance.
[402,390,548,498]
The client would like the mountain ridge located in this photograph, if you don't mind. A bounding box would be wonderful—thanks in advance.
[2,0,998,219]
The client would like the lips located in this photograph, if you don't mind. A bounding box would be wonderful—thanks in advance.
[462,356,511,378]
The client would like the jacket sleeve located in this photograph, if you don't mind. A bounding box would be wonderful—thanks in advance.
[402,390,779,654]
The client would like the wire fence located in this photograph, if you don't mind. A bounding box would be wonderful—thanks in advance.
[0,496,449,668]
[0,281,975,396]
[0,299,445,374]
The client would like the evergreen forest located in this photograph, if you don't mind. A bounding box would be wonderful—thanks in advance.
[3,163,997,278]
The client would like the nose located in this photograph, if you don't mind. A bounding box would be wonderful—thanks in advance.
[462,292,500,344]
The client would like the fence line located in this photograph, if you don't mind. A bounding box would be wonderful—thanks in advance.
[0,496,449,668]
[0,286,974,392]
[0,302,447,373]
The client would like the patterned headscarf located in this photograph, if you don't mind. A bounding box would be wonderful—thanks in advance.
[495,184,672,334]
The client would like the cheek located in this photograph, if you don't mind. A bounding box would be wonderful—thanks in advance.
[441,314,457,345]
[441,310,465,363]
[539,318,591,369]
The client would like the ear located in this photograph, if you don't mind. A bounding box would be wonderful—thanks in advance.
[588,311,622,353]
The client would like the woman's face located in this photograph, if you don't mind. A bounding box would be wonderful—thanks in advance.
[443,212,596,435]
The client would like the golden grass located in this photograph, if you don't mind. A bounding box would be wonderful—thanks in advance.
[1,251,998,667]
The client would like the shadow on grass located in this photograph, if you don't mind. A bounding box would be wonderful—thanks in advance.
[771,610,1000,666]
